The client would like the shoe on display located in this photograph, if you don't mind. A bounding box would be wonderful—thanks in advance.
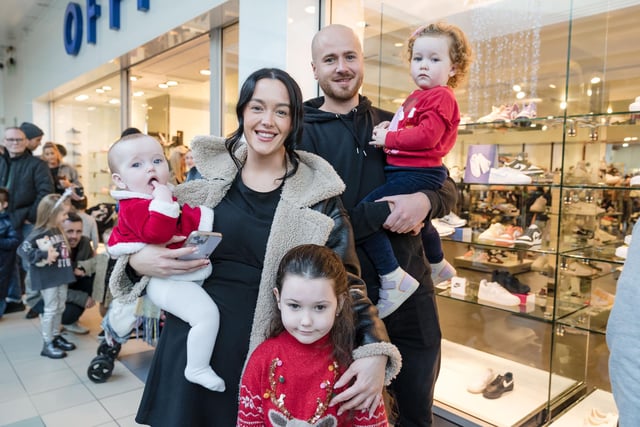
[514,102,537,126]
[515,224,542,248]
[431,259,457,286]
[590,228,617,244]
[494,103,519,123]
[477,223,506,245]
[630,175,640,186]
[493,203,520,217]
[482,372,514,399]
[494,225,523,248]
[491,270,531,294]
[41,341,67,359]
[52,335,77,351]
[529,196,547,213]
[377,269,420,319]
[63,321,90,335]
[564,261,597,277]
[477,279,520,306]
[431,219,455,237]
[466,368,495,394]
[615,244,628,259]
[477,105,504,123]
[629,96,640,112]
[583,407,619,427]
[488,167,532,184]
[438,212,467,228]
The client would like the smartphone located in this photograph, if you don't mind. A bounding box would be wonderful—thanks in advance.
[178,231,223,260]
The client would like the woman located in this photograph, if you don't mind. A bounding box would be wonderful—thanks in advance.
[41,142,83,196]
[168,145,190,185]
[109,68,399,426]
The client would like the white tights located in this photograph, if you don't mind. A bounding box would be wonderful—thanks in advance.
[146,266,225,392]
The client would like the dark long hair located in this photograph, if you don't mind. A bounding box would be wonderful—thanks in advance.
[270,244,355,369]
[225,68,303,181]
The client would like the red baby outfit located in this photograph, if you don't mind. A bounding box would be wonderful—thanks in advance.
[238,331,388,426]
[107,190,213,257]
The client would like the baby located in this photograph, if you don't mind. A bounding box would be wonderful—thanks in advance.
[107,134,224,391]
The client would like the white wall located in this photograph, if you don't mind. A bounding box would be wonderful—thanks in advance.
[2,0,224,128]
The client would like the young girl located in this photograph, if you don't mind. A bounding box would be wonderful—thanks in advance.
[237,244,391,426]
[360,22,472,318]
[18,192,77,359]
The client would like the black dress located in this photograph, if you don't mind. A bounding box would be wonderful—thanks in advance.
[136,177,281,426]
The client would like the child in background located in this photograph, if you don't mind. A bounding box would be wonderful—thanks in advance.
[106,133,224,392]
[237,244,392,426]
[17,192,77,358]
[0,188,21,318]
[360,22,472,318]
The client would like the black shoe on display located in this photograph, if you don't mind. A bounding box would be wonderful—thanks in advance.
[5,302,26,314]
[491,270,531,294]
[53,335,77,351]
[482,372,514,399]
[41,341,67,359]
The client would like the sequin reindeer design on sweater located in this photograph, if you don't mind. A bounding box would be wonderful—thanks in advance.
[268,411,337,427]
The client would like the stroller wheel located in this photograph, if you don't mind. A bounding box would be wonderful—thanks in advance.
[97,341,121,359]
[87,355,114,383]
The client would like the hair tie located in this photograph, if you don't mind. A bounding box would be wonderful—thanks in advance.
[411,25,425,38]
[54,187,74,210]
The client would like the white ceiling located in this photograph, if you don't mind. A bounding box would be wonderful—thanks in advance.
[0,0,52,57]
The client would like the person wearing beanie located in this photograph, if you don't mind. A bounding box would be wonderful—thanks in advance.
[19,122,44,152]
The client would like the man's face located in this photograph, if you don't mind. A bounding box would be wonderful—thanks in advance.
[3,128,28,158]
[63,219,83,248]
[311,26,364,104]
[27,135,43,151]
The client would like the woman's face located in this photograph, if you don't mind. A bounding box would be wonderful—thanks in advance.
[42,147,60,167]
[242,78,292,160]
[184,151,195,169]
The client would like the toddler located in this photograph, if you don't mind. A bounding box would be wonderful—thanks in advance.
[361,22,472,318]
[0,188,21,318]
[18,192,77,358]
[106,133,224,391]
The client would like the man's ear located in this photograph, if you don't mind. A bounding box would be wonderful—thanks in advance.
[111,173,127,189]
[311,61,318,80]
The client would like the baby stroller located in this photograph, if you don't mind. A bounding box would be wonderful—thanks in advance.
[86,298,140,383]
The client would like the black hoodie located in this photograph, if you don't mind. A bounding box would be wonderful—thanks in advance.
[301,95,457,302]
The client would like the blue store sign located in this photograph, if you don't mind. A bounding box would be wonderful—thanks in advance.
[64,0,150,56]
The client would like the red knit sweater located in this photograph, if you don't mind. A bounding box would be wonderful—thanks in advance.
[384,85,459,168]
[237,331,388,426]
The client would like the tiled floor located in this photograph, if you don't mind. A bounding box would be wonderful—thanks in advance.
[0,305,155,427]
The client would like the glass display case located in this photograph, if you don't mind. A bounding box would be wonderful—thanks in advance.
[342,0,640,425]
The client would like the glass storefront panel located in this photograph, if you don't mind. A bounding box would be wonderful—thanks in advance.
[52,74,121,205]
[222,23,239,136]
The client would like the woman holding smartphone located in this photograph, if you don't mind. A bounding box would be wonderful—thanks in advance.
[110,68,400,426]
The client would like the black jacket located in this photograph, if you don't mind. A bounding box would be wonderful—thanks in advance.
[0,212,20,298]
[301,95,458,296]
[0,150,54,230]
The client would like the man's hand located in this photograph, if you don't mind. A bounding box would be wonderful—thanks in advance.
[378,192,432,233]
[129,244,209,278]
[330,355,386,416]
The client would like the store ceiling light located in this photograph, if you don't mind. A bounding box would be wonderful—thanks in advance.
[590,76,601,84]
[304,6,316,14]
[158,83,169,89]
[200,69,211,76]
[96,88,105,94]
[102,85,112,91]
[516,91,525,99]
[75,94,89,101]
[133,91,145,97]
[394,42,403,47]
[513,84,521,92]
[166,80,178,86]
[109,98,120,104]
[130,75,141,81]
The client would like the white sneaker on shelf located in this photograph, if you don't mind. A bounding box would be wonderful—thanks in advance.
[515,224,542,248]
[477,279,520,306]
[564,202,605,216]
[431,220,455,237]
[466,368,495,394]
[630,175,640,186]
[438,212,467,228]
[477,223,506,245]
[615,244,628,259]
[488,167,532,184]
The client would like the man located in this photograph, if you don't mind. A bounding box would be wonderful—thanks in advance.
[0,127,54,315]
[300,25,457,426]
[61,211,95,334]
[20,122,44,153]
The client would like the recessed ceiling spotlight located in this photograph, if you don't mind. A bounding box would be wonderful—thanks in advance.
[590,76,601,84]
[516,91,525,99]
[75,94,89,101]
[513,85,521,92]
[102,85,112,91]
[133,91,145,97]
[166,80,178,86]
[158,83,169,89]
[549,84,556,89]
[304,6,316,14]
[109,98,120,105]
[199,69,211,76]
[394,42,403,47]
[96,88,105,94]
[130,75,141,81]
